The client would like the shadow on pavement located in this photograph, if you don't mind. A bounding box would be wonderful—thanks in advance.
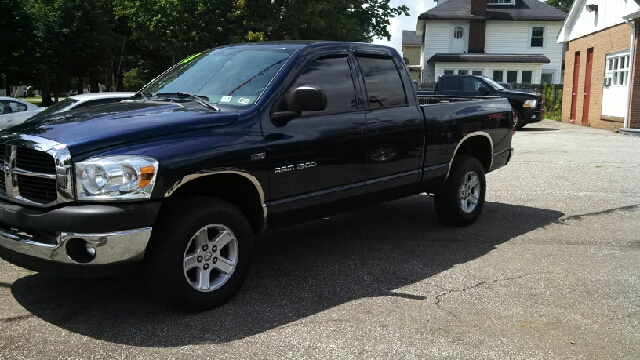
[519,127,559,132]
[10,196,563,347]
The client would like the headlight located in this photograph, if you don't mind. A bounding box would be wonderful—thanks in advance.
[75,156,158,200]
[523,99,537,108]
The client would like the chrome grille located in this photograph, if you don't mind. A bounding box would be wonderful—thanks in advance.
[0,135,74,207]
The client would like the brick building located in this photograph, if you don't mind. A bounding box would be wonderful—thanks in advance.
[558,0,640,130]
[416,0,566,84]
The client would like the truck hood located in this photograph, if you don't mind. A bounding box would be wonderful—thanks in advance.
[3,101,240,155]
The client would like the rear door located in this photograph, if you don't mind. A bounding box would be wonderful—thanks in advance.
[263,50,368,226]
[354,51,424,200]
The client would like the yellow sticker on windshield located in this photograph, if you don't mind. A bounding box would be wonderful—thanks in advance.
[179,52,202,65]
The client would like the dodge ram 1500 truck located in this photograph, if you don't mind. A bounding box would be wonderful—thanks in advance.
[433,74,544,129]
[0,42,513,311]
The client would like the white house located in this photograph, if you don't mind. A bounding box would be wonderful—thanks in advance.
[416,0,567,84]
[557,0,640,130]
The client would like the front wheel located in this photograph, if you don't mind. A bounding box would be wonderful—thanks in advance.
[434,156,486,226]
[144,198,254,312]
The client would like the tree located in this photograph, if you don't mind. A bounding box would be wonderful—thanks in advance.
[236,0,409,42]
[546,0,573,13]
[0,0,37,95]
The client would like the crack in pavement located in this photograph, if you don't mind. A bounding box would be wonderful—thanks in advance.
[433,275,527,320]
[1,314,34,324]
[556,204,640,224]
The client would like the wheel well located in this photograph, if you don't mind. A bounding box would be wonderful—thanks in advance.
[162,174,264,235]
[455,136,492,172]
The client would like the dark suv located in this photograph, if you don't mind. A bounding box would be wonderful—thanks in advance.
[434,75,544,129]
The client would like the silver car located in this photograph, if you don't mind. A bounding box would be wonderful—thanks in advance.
[0,96,45,130]
[35,92,135,117]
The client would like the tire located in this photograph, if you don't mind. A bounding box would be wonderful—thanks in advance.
[144,197,254,312]
[513,108,525,130]
[434,156,486,227]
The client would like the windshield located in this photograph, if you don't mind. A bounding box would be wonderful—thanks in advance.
[481,76,505,90]
[141,46,297,108]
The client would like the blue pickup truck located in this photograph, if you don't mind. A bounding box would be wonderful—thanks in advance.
[0,42,513,311]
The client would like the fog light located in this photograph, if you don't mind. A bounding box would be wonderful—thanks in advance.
[65,238,97,263]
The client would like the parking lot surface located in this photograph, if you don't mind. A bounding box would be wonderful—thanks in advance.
[1,120,639,359]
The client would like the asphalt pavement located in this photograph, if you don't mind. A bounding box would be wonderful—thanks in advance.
[1,120,639,359]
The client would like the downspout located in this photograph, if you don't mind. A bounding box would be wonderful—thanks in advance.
[623,12,640,128]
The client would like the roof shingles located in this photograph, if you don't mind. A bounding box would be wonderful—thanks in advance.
[419,0,567,21]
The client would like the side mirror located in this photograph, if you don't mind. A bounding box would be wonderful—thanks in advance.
[290,86,327,112]
[271,86,327,120]
[478,86,490,95]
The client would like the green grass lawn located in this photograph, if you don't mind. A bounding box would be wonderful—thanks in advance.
[23,96,66,107]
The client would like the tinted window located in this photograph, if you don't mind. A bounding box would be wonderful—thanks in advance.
[438,76,463,92]
[287,56,357,115]
[356,56,407,108]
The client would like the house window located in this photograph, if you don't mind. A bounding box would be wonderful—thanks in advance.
[541,73,553,84]
[507,71,518,83]
[531,27,545,47]
[472,70,483,76]
[458,70,468,75]
[521,71,533,84]
[488,0,514,4]
[444,70,455,75]
[453,26,464,39]
[606,52,631,86]
[493,70,504,82]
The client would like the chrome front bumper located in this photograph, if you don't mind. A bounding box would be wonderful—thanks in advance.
[0,227,152,265]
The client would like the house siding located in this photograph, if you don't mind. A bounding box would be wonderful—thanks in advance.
[485,21,564,84]
[560,0,639,42]
[422,21,469,82]
[561,23,634,129]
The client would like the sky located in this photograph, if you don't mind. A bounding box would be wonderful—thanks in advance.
[372,0,435,55]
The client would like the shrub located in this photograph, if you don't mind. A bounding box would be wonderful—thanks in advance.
[123,68,147,92]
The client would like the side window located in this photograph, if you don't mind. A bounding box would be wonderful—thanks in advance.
[356,55,407,108]
[439,76,462,92]
[8,101,27,113]
[285,56,357,115]
[462,78,487,93]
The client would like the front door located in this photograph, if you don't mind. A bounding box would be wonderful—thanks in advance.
[263,53,368,228]
[451,25,466,53]
[570,51,580,122]
[582,48,594,126]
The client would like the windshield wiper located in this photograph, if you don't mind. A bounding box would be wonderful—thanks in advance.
[131,91,149,102]
[154,92,220,111]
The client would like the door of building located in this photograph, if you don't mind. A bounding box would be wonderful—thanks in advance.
[570,51,580,121]
[582,48,594,126]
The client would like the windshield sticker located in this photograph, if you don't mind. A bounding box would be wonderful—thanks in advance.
[220,96,232,103]
[179,52,202,65]
[238,98,250,105]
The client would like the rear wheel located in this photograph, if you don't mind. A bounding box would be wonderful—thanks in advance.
[434,156,486,226]
[144,198,254,312]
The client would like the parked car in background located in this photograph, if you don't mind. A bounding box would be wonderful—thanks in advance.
[433,75,544,129]
[0,97,45,130]
[32,92,135,118]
